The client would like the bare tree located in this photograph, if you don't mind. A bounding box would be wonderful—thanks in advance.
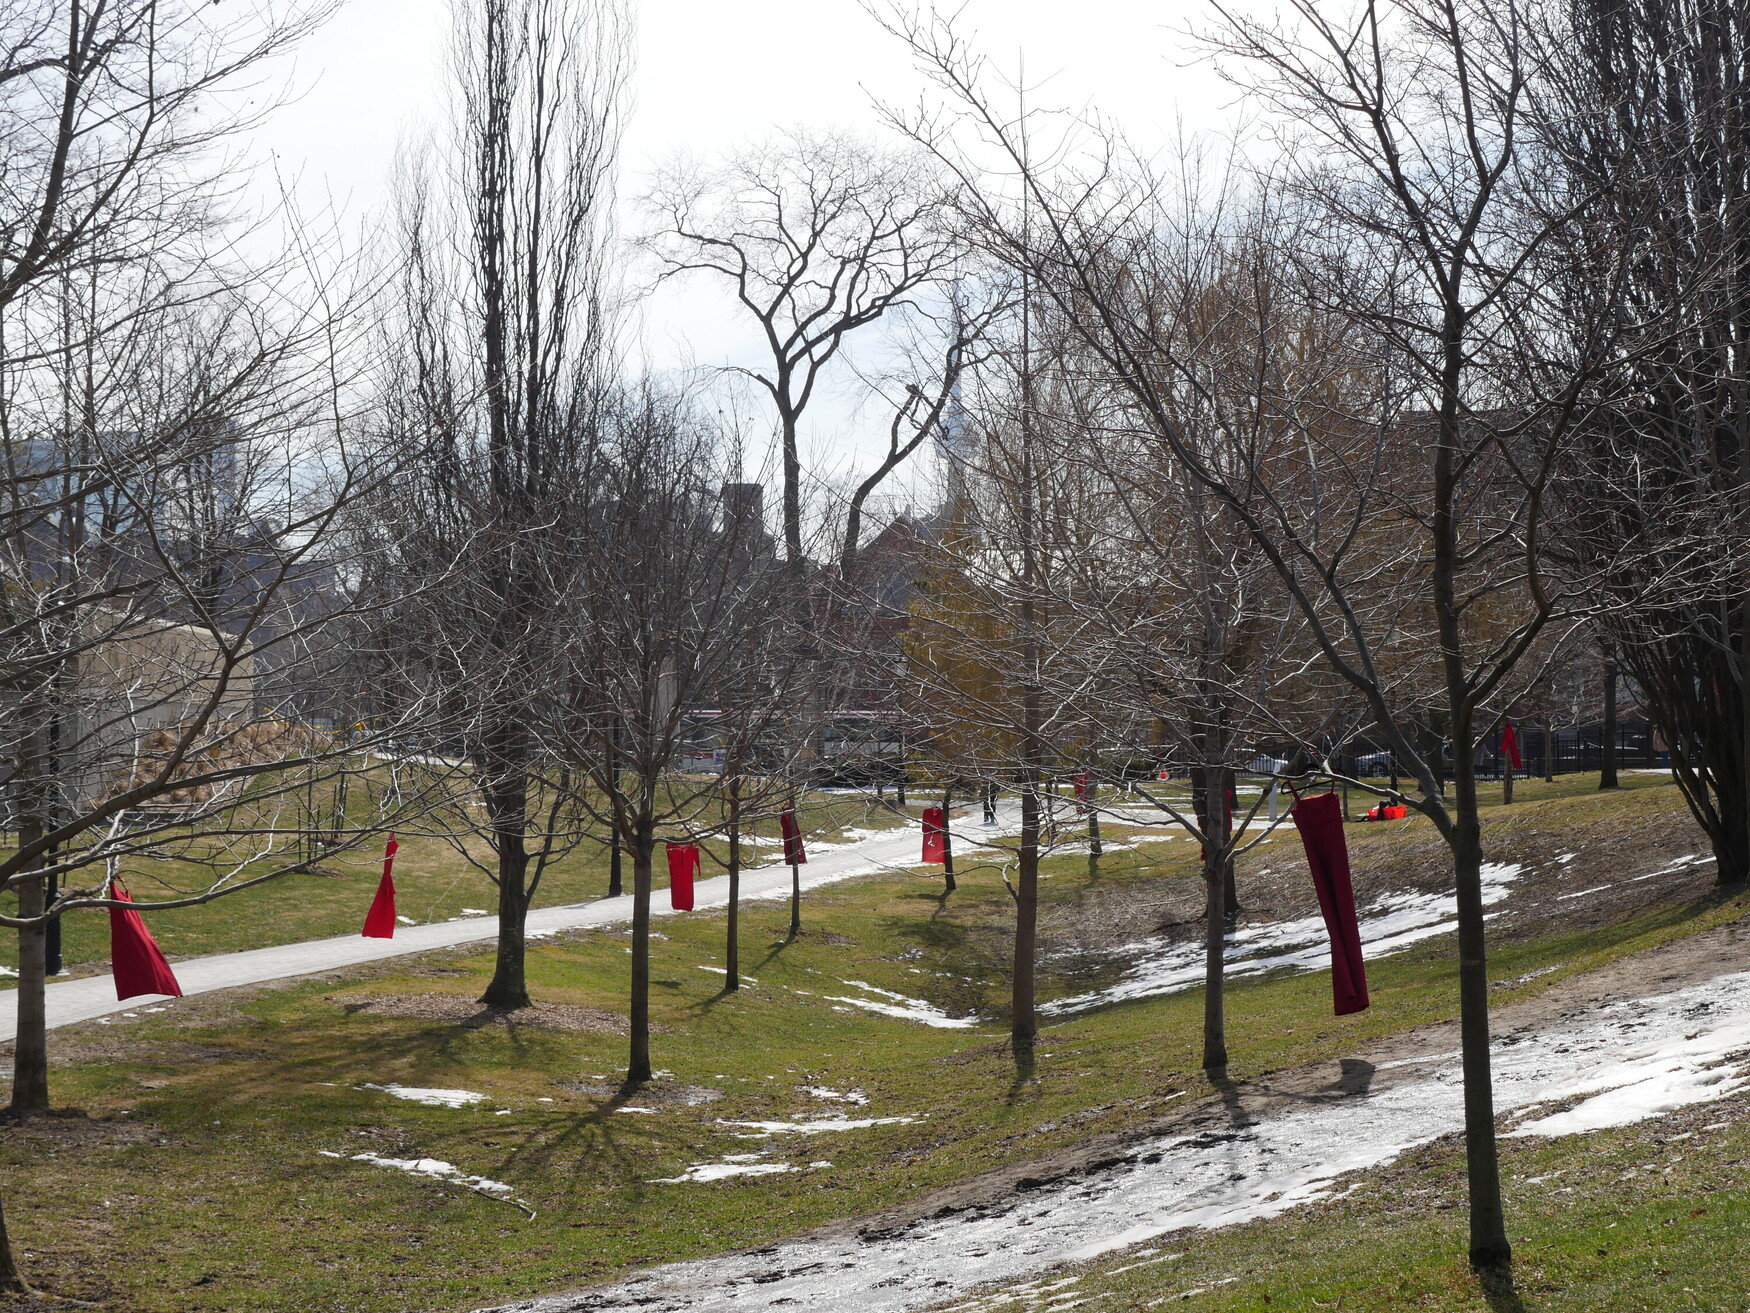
[642,131,958,582]
[1540,0,1750,881]
[555,389,802,1083]
[883,0,1626,1282]
[363,0,629,1010]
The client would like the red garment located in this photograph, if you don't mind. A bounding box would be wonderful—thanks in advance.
[779,808,807,866]
[1501,720,1523,771]
[361,834,399,938]
[921,807,946,864]
[1073,773,1090,816]
[666,842,699,911]
[108,884,183,1001]
[1289,792,1370,1016]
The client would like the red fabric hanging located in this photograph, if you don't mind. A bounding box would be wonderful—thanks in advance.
[108,884,183,1001]
[921,806,946,864]
[1501,720,1523,771]
[1289,792,1370,1016]
[779,808,807,865]
[1073,773,1090,816]
[666,842,699,911]
[361,833,399,938]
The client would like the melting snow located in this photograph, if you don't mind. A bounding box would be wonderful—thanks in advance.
[802,1087,870,1106]
[652,1157,800,1184]
[1043,862,1524,1015]
[503,967,1750,1313]
[720,1116,919,1134]
[361,1083,488,1108]
[823,979,975,1029]
[320,1150,512,1196]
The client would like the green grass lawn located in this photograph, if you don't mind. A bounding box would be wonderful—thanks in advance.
[5,772,1738,1311]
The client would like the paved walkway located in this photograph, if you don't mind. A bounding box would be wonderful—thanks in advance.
[0,808,1018,1041]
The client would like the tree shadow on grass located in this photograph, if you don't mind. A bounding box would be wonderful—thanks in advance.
[1477,1265,1528,1313]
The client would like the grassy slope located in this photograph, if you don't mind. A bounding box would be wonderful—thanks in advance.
[5,774,1738,1311]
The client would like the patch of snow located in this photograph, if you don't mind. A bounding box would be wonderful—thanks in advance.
[803,1087,869,1105]
[651,1161,799,1183]
[720,1116,920,1134]
[320,1150,512,1196]
[1043,863,1524,1015]
[395,915,416,926]
[361,1083,488,1108]
[823,979,976,1029]
[616,1106,660,1115]
[1556,854,1715,902]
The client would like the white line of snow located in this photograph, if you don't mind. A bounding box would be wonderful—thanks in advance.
[360,1083,489,1108]
[1041,862,1524,1016]
[321,1150,513,1196]
[718,1116,920,1134]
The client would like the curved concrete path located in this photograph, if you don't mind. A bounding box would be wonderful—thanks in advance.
[1,806,1019,1041]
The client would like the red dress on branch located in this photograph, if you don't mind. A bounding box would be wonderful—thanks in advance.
[921,807,946,864]
[109,884,183,1001]
[666,842,699,911]
[1289,792,1370,1016]
[361,834,399,938]
[779,808,807,866]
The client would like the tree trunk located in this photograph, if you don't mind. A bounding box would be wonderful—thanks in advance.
[1450,743,1512,1272]
[1220,766,1240,919]
[1600,661,1621,790]
[628,827,654,1083]
[1086,775,1102,868]
[1012,781,1039,1051]
[788,858,802,939]
[941,783,956,893]
[1201,840,1227,1074]
[0,1190,30,1294]
[726,777,741,990]
[1542,714,1555,783]
[983,781,997,824]
[608,813,623,898]
[1501,747,1514,805]
[479,778,533,1009]
[9,867,48,1116]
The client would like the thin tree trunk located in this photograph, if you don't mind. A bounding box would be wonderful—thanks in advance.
[788,856,801,939]
[1086,775,1101,867]
[480,774,533,1009]
[0,1190,30,1294]
[1600,661,1621,790]
[1012,781,1039,1051]
[1542,714,1555,783]
[1501,743,1514,805]
[1451,740,1511,1271]
[1201,840,1227,1073]
[609,813,623,898]
[628,826,654,1083]
[941,783,956,893]
[9,862,48,1115]
[1221,766,1240,919]
[726,776,741,990]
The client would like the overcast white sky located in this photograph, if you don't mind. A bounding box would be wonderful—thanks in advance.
[249,0,1236,508]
